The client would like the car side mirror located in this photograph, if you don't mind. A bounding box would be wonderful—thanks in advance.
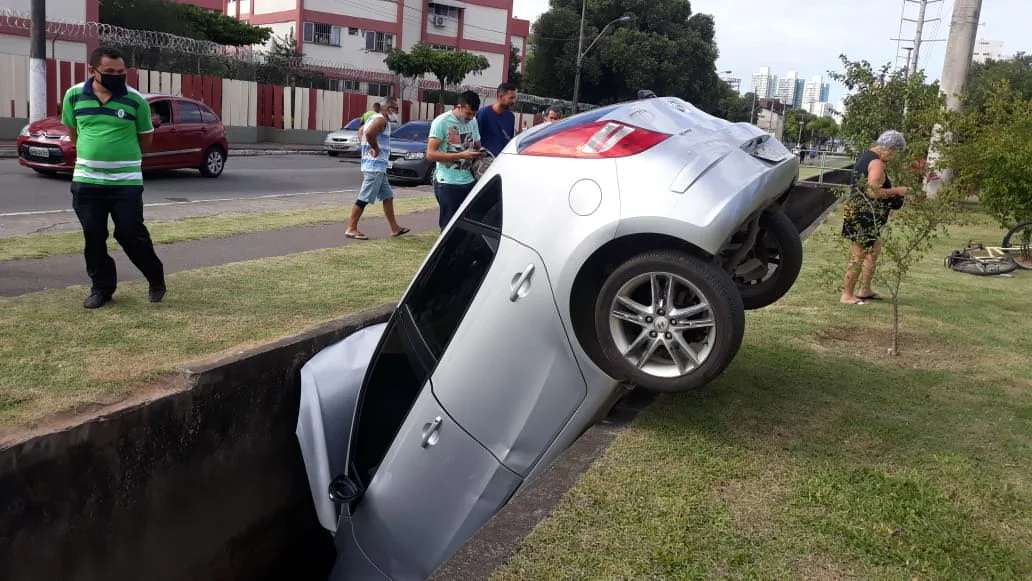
[152,114,162,128]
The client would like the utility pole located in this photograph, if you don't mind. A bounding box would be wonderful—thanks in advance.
[891,0,944,75]
[924,0,983,197]
[29,0,46,122]
[571,0,586,115]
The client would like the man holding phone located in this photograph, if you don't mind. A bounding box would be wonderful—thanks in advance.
[426,90,485,230]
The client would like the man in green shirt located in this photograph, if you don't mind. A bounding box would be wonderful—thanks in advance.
[62,46,166,309]
[360,102,381,124]
[426,90,485,229]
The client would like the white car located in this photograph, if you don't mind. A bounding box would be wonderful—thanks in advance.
[298,94,804,580]
[323,117,362,157]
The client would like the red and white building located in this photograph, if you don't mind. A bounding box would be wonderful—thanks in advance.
[215,0,530,98]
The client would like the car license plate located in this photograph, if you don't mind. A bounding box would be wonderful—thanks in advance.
[386,160,393,169]
[28,146,49,158]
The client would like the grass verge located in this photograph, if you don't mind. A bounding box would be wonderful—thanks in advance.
[492,213,1032,581]
[0,195,438,262]
[0,232,437,431]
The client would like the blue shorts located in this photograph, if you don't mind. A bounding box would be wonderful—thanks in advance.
[357,171,393,205]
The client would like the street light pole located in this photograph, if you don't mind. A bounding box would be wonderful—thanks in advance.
[571,12,630,114]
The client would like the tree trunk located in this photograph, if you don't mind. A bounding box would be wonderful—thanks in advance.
[890,289,901,356]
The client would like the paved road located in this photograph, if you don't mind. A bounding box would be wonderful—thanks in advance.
[0,155,369,214]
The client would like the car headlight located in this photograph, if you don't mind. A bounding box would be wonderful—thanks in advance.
[59,135,71,142]
[19,124,30,137]
[404,151,425,161]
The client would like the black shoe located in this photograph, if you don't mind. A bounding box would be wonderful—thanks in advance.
[84,292,111,309]
[148,285,166,303]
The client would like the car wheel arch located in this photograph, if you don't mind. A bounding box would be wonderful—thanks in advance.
[568,232,714,372]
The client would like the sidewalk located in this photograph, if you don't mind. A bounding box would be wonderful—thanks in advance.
[0,141,326,159]
[0,210,440,297]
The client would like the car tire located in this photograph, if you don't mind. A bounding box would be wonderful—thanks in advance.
[200,146,226,178]
[424,166,435,185]
[328,151,340,157]
[732,208,803,310]
[592,250,745,393]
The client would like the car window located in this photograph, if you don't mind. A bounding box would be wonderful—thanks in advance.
[404,176,504,358]
[199,104,219,123]
[391,123,429,142]
[150,100,173,125]
[344,117,362,130]
[177,101,204,124]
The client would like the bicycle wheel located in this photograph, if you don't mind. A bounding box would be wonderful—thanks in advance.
[1002,220,1032,270]
[949,255,1018,276]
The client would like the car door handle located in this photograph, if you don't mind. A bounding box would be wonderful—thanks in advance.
[509,264,535,302]
[420,416,442,448]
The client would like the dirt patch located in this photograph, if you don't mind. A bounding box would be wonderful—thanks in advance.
[0,375,186,449]
[713,475,789,535]
[809,325,964,371]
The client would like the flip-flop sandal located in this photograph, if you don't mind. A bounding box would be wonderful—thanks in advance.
[345,232,368,240]
[841,299,867,305]
[857,293,883,300]
[391,228,410,237]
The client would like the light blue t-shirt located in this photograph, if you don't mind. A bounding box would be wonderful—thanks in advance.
[360,113,391,173]
[429,110,481,185]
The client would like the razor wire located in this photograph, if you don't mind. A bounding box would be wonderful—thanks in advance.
[0,7,588,107]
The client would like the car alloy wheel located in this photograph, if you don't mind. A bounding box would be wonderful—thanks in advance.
[593,250,745,393]
[201,146,226,177]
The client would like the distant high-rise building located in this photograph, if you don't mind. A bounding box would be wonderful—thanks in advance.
[820,83,830,102]
[775,71,799,107]
[751,67,776,98]
[972,39,1005,63]
[793,78,805,108]
[719,71,742,93]
[802,74,826,106]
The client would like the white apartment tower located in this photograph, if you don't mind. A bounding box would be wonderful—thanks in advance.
[802,74,824,106]
[775,71,798,106]
[750,66,776,99]
[972,39,1005,64]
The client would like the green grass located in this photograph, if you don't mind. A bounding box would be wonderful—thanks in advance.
[0,232,437,431]
[492,214,1032,581]
[0,196,438,262]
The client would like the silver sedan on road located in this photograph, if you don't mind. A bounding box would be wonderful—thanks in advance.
[323,117,362,157]
[297,94,804,580]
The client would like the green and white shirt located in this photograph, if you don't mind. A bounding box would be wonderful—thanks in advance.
[61,80,153,186]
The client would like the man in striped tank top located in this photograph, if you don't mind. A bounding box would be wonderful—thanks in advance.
[345,97,410,240]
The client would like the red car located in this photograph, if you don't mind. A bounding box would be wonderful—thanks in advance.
[17,94,230,178]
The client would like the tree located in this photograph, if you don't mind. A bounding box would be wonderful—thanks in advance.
[944,79,1032,226]
[508,46,524,89]
[99,0,271,46]
[821,55,957,355]
[385,44,490,106]
[524,0,726,112]
[805,116,839,146]
[964,52,1032,114]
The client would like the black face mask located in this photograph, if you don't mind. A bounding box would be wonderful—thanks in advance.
[96,73,127,94]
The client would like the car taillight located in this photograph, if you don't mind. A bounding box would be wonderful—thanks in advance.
[521,120,670,158]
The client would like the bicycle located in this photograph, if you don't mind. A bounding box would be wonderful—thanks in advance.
[945,220,1032,276]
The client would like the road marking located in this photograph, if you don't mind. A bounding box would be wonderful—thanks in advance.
[0,188,406,217]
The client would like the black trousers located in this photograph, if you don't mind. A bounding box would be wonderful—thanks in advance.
[71,182,165,296]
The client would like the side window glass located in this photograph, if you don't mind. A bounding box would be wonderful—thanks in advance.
[350,318,429,487]
[150,100,173,125]
[199,105,219,123]
[405,177,503,358]
[177,102,204,124]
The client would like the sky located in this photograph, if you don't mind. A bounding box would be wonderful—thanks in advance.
[511,0,1030,103]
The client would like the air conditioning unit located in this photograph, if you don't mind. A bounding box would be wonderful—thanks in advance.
[431,15,446,28]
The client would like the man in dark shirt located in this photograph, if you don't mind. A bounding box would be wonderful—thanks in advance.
[475,82,518,157]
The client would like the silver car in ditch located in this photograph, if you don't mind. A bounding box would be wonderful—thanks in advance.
[297,94,804,580]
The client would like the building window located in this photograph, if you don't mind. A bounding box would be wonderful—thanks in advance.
[327,79,362,92]
[348,27,360,36]
[367,83,394,97]
[365,31,394,53]
[303,22,342,47]
[429,4,459,19]
[430,44,454,51]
